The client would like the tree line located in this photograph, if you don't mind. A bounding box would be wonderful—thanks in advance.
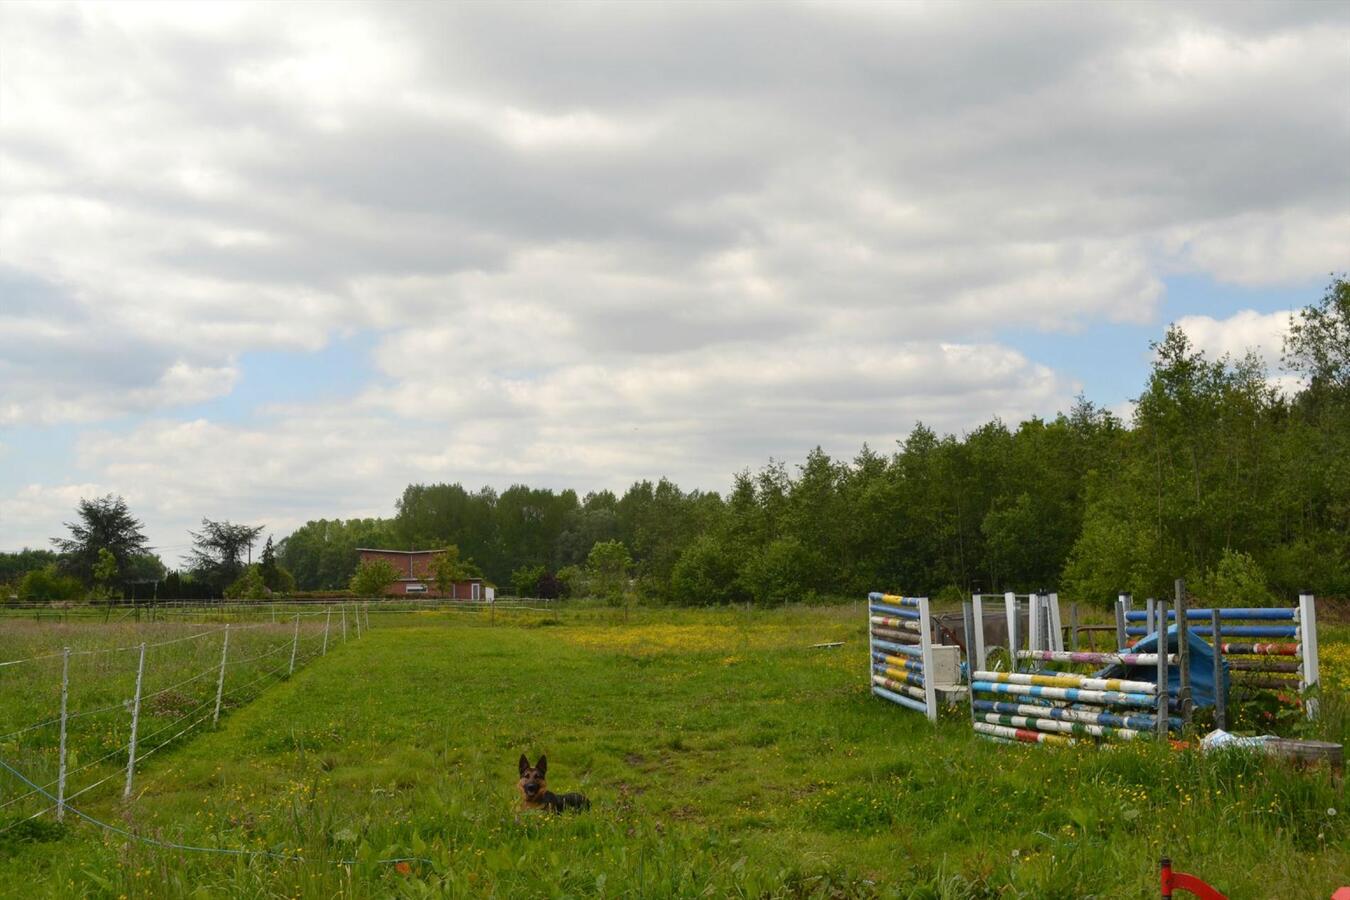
[0,499,293,602]
[281,279,1349,607]
[5,278,1346,607]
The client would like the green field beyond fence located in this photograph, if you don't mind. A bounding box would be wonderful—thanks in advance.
[0,602,1345,898]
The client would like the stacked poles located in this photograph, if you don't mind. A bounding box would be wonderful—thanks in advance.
[1123,595,1319,720]
[867,592,938,722]
[971,666,1175,744]
[969,590,1181,746]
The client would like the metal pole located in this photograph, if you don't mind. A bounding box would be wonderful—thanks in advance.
[1155,600,1169,738]
[124,642,147,798]
[322,607,331,655]
[341,604,348,641]
[1211,609,1225,731]
[212,624,231,725]
[1069,602,1079,651]
[1005,592,1019,670]
[56,647,71,821]
[289,614,300,675]
[1175,579,1191,729]
[364,602,370,633]
[1146,597,1155,636]
[354,603,362,640]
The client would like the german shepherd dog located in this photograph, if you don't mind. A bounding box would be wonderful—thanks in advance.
[518,754,589,813]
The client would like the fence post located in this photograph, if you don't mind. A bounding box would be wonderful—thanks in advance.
[1146,597,1155,636]
[1155,600,1169,738]
[364,602,370,634]
[1004,592,1019,670]
[1115,593,1129,650]
[341,604,348,641]
[1175,579,1191,729]
[289,614,300,676]
[322,607,331,655]
[1069,602,1079,651]
[57,647,70,822]
[1211,609,1225,731]
[962,599,976,672]
[124,642,147,798]
[354,603,362,640]
[1300,593,1319,720]
[271,604,276,624]
[971,594,987,670]
[211,624,231,725]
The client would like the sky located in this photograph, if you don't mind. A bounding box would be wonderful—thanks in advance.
[1,2,1348,561]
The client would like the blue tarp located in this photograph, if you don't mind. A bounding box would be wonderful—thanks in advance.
[1094,625,1227,709]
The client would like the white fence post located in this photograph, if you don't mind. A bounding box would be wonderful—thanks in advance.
[213,624,230,726]
[354,603,362,640]
[341,604,348,641]
[57,647,70,822]
[971,594,987,670]
[124,641,147,798]
[1300,593,1319,720]
[364,602,371,634]
[322,607,331,655]
[918,596,937,723]
[289,614,300,676]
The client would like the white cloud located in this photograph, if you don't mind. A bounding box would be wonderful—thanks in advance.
[0,2,1347,547]
[1176,309,1292,364]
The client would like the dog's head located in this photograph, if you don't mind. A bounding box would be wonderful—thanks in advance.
[518,754,548,802]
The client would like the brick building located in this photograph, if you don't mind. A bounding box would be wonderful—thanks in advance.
[355,548,485,599]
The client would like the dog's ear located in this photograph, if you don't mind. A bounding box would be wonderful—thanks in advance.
[518,753,530,776]
[536,755,547,776]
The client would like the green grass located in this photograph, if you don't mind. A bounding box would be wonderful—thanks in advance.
[0,606,1345,898]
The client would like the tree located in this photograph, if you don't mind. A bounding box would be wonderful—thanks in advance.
[586,540,632,606]
[90,548,120,601]
[511,564,546,598]
[18,565,84,602]
[188,519,264,592]
[431,546,473,598]
[349,558,400,597]
[1284,275,1350,394]
[670,532,742,605]
[556,564,586,599]
[224,564,268,600]
[51,495,151,585]
[259,536,279,590]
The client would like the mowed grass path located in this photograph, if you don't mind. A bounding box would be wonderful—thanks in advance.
[2,608,1345,898]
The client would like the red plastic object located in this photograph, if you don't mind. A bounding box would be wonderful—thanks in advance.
[1160,858,1227,899]
[1330,888,1350,900]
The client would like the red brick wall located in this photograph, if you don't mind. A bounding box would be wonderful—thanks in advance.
[357,549,482,598]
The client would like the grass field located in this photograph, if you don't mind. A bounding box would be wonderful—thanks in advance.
[0,604,1345,898]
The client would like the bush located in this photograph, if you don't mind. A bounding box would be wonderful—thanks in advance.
[224,564,268,600]
[556,565,585,599]
[18,565,84,602]
[1193,549,1278,607]
[739,537,815,605]
[349,559,401,597]
[669,533,743,605]
[511,565,546,598]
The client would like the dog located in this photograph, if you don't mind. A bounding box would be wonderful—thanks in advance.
[517,754,590,813]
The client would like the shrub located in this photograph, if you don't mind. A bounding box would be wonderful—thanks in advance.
[1193,549,1278,607]
[17,565,84,602]
[224,564,268,600]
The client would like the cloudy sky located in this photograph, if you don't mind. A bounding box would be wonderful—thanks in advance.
[1,2,1347,558]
